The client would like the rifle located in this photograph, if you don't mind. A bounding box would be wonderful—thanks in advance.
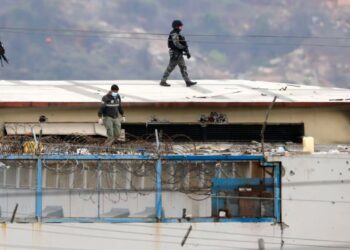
[180,36,191,58]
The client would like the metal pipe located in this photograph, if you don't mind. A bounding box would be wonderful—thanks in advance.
[10,203,18,223]
[181,225,192,246]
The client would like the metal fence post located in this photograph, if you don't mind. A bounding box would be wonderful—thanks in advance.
[274,163,281,222]
[35,157,43,221]
[97,161,101,219]
[155,159,162,221]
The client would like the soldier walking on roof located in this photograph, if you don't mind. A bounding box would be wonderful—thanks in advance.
[98,84,126,145]
[160,20,197,87]
[0,41,9,67]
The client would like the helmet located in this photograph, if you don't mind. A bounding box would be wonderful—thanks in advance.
[172,20,183,29]
[111,84,119,91]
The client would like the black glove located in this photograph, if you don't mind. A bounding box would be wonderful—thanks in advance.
[186,52,191,59]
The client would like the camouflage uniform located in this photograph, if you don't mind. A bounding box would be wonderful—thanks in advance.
[161,30,190,82]
[161,50,190,82]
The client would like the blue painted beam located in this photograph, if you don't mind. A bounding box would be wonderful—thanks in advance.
[0,154,265,162]
[274,163,282,222]
[97,161,101,219]
[0,155,39,160]
[44,217,274,223]
[0,154,155,161]
[211,178,274,191]
[155,159,162,220]
[43,217,274,223]
[163,155,264,161]
[161,217,274,223]
[43,154,155,161]
[44,217,157,223]
[35,158,43,221]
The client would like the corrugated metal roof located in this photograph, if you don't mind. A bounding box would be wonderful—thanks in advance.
[0,80,349,107]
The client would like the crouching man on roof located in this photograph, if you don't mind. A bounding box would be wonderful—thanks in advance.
[98,84,125,145]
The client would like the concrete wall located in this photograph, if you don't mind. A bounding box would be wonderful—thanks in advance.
[1,106,349,143]
[0,154,350,249]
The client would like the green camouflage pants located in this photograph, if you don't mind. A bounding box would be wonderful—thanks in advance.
[161,51,190,82]
[103,116,121,139]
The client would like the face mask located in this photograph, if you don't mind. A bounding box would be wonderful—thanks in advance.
[111,92,118,97]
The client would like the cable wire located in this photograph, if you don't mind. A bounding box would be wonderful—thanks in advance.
[2,26,350,40]
[2,27,350,48]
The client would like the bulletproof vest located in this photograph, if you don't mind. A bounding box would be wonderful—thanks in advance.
[167,30,186,51]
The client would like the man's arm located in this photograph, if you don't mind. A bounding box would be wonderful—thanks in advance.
[171,32,186,50]
[179,35,191,58]
[98,96,106,118]
[118,95,124,116]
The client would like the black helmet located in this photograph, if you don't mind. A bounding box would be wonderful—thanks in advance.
[172,20,183,29]
[111,84,119,91]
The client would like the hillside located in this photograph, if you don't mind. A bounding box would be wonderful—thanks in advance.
[0,0,350,88]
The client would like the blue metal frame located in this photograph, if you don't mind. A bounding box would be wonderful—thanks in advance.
[97,161,101,219]
[211,178,277,222]
[161,217,275,223]
[163,155,264,161]
[0,153,281,223]
[43,217,275,223]
[211,178,274,191]
[0,154,154,161]
[35,158,43,221]
[0,154,265,161]
[273,163,282,222]
[155,159,162,220]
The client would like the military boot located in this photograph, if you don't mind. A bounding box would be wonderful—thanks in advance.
[160,81,171,87]
[186,81,197,87]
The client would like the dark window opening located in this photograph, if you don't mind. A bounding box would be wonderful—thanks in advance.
[124,123,304,143]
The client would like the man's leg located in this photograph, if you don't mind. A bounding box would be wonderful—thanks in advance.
[178,56,190,82]
[178,56,197,87]
[160,53,179,86]
[103,117,114,138]
[112,118,121,140]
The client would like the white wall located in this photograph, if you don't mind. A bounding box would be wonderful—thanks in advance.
[0,154,349,249]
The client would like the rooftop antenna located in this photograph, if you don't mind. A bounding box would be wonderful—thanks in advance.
[260,96,277,155]
[38,115,48,143]
[155,129,160,154]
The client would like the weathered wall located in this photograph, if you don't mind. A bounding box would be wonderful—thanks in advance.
[1,106,349,143]
[0,154,349,249]
[271,153,350,249]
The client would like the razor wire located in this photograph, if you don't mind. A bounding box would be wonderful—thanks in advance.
[0,132,197,155]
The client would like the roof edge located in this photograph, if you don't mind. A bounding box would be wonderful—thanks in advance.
[0,102,350,108]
